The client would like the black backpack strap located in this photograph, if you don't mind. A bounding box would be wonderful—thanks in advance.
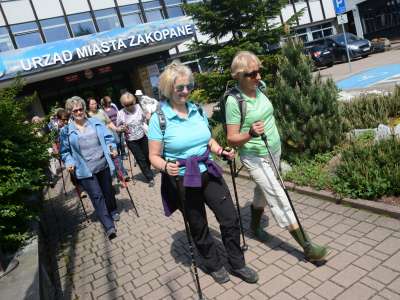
[155,104,166,136]
[226,87,246,130]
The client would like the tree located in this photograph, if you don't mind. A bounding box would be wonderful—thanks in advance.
[269,39,345,160]
[183,0,297,101]
[0,80,48,252]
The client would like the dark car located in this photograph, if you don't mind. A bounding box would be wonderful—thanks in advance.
[304,40,334,68]
[325,33,371,62]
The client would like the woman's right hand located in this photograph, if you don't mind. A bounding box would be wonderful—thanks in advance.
[67,165,75,173]
[250,120,265,137]
[165,161,180,176]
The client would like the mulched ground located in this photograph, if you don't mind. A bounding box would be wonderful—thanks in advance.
[378,196,400,207]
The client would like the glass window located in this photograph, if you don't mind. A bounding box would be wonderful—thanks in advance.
[120,4,143,27]
[142,1,164,22]
[0,27,14,52]
[68,12,96,37]
[40,17,70,42]
[310,22,334,41]
[166,6,183,18]
[10,22,42,48]
[94,8,121,32]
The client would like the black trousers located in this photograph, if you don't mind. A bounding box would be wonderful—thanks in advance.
[166,172,245,272]
[79,167,117,231]
[126,136,154,182]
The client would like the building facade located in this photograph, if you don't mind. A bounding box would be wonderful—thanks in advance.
[0,0,398,115]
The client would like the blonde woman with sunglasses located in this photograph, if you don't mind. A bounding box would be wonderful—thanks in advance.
[225,51,328,262]
[147,62,258,285]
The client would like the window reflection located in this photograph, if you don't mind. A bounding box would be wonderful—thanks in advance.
[95,8,121,31]
[40,17,70,42]
[0,27,14,52]
[142,1,164,22]
[120,4,143,27]
[10,22,42,48]
[68,12,96,37]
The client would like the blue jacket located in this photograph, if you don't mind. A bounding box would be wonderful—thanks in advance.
[60,118,116,179]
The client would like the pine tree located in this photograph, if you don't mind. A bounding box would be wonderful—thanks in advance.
[270,39,344,160]
[183,0,297,100]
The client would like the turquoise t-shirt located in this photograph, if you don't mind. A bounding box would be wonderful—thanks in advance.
[147,101,210,176]
[225,87,281,156]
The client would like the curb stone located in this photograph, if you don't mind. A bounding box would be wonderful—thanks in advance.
[219,162,400,220]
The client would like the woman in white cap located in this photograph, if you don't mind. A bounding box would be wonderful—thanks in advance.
[135,89,159,117]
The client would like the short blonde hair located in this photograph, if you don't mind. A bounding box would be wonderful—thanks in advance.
[158,62,194,99]
[120,92,136,106]
[231,51,262,79]
[65,96,86,113]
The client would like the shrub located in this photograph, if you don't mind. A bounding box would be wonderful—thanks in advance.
[212,123,228,148]
[340,86,400,130]
[190,88,210,104]
[0,80,48,252]
[333,138,400,200]
[269,39,345,161]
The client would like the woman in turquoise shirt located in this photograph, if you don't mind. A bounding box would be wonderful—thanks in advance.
[60,96,119,240]
[226,51,328,262]
[148,62,258,285]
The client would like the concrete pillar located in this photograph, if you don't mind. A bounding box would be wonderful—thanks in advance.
[352,7,364,38]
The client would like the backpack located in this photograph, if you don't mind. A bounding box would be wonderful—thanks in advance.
[217,80,267,133]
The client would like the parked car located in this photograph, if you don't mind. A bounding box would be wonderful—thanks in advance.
[304,40,334,68]
[326,33,371,62]
[304,32,371,62]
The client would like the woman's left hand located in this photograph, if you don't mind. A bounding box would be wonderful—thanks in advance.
[221,147,235,161]
[111,149,118,158]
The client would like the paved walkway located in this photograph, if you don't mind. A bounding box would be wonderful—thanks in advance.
[42,161,400,300]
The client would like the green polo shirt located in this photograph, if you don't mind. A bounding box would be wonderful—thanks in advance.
[225,88,281,156]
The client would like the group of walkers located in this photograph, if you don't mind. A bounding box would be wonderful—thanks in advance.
[48,50,328,287]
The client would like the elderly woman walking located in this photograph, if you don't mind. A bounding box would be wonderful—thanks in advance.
[225,51,328,261]
[60,96,119,240]
[148,62,258,284]
[117,92,154,187]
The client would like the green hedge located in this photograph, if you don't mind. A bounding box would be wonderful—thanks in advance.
[0,81,48,252]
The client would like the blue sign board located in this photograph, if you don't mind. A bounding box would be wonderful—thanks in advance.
[0,16,195,82]
[333,0,346,15]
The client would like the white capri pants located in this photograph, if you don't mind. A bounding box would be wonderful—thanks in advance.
[241,151,297,228]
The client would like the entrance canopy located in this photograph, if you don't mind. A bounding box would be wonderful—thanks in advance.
[0,16,194,87]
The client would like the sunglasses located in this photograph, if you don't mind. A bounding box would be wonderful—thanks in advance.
[175,83,195,93]
[243,69,261,79]
[72,108,84,113]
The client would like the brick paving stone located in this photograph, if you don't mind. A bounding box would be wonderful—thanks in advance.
[250,289,270,299]
[216,288,242,300]
[361,276,386,291]
[203,282,226,299]
[379,288,400,299]
[369,249,390,261]
[331,265,368,288]
[353,255,382,271]
[305,292,326,300]
[326,251,358,270]
[285,280,313,299]
[130,283,152,298]
[315,281,344,299]
[383,252,400,272]
[369,266,399,284]
[388,277,400,294]
[374,237,400,255]
[335,234,359,247]
[258,265,283,284]
[233,280,259,296]
[142,285,171,300]
[259,274,293,297]
[374,216,400,231]
[270,292,296,300]
[366,228,393,242]
[336,282,376,300]
[301,274,322,288]
[284,265,308,281]
[346,241,372,256]
[353,222,376,234]
[309,265,337,281]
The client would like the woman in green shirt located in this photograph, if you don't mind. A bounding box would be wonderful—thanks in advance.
[225,51,328,262]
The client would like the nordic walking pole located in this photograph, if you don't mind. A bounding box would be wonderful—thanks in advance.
[70,173,89,223]
[260,134,310,245]
[174,174,204,300]
[224,149,248,251]
[58,158,67,195]
[113,157,139,217]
